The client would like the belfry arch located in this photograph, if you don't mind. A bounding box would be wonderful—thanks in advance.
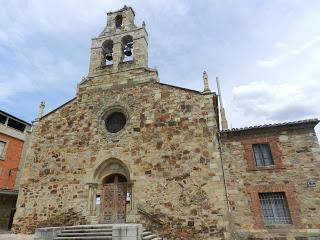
[87,158,133,224]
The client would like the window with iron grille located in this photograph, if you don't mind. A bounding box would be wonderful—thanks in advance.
[252,143,273,166]
[259,192,292,224]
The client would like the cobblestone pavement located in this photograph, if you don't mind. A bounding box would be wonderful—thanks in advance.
[0,234,34,240]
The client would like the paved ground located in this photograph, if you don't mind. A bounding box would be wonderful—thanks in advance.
[0,233,34,240]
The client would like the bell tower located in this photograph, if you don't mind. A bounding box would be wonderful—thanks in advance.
[88,6,148,75]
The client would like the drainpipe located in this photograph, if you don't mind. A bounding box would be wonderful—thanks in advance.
[217,132,231,212]
[217,132,238,240]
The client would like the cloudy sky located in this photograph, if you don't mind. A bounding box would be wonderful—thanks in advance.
[0,0,319,136]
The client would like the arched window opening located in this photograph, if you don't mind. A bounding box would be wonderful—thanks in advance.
[122,35,134,62]
[115,15,123,29]
[102,40,113,66]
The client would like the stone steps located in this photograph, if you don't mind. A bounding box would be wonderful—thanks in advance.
[142,229,163,240]
[62,229,111,233]
[53,225,112,240]
[61,224,113,229]
[57,232,112,236]
[40,224,163,240]
[54,237,111,240]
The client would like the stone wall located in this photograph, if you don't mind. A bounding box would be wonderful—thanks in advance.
[221,127,320,239]
[13,75,229,239]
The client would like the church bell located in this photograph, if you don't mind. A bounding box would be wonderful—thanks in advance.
[106,53,113,61]
[124,42,133,56]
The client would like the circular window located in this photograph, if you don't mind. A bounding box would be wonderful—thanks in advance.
[105,112,127,133]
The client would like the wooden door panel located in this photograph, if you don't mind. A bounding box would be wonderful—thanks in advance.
[103,184,114,222]
[116,183,127,222]
[102,182,127,223]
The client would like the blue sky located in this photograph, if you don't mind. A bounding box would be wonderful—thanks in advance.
[0,0,319,136]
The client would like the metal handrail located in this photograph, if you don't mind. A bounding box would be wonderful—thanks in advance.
[137,206,165,226]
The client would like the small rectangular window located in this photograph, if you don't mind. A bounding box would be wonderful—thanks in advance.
[0,114,7,124]
[7,118,26,132]
[259,192,292,225]
[252,143,273,166]
[0,141,6,158]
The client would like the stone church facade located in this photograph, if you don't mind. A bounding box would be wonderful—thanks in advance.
[12,6,320,240]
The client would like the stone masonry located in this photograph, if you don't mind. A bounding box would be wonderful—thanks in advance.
[13,6,228,240]
[12,5,320,240]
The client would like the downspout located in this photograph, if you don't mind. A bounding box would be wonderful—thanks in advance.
[214,78,231,212]
[215,78,238,239]
[217,132,231,212]
[218,132,239,240]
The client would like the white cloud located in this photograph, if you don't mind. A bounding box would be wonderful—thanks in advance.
[0,47,79,102]
[0,1,124,103]
[258,36,320,67]
[232,80,320,121]
[0,0,193,104]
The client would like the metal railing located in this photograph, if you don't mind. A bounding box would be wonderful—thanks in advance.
[137,206,165,226]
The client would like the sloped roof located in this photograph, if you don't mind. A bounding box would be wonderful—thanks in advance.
[0,110,31,126]
[156,82,212,95]
[220,118,319,135]
[40,97,76,120]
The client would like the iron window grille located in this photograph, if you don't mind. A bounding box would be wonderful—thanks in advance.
[252,143,274,166]
[259,192,292,225]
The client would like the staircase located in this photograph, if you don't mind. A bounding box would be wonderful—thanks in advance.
[53,225,112,239]
[142,229,163,240]
[48,224,162,240]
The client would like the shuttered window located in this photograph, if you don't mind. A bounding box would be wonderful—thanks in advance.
[252,143,273,166]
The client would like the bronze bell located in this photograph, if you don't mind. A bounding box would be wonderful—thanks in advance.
[124,46,132,56]
[106,53,113,61]
[124,42,133,56]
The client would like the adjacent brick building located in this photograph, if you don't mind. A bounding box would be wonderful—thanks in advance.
[12,6,320,240]
[0,110,31,230]
[220,120,320,239]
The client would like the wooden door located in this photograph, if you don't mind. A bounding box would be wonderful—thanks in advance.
[102,175,127,223]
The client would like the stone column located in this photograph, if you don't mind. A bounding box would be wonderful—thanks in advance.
[112,42,122,73]
[126,180,136,222]
[87,183,98,215]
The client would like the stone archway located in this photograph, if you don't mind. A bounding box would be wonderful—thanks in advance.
[87,158,132,224]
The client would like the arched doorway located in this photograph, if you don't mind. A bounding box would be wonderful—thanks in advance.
[88,158,133,224]
[102,173,128,223]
